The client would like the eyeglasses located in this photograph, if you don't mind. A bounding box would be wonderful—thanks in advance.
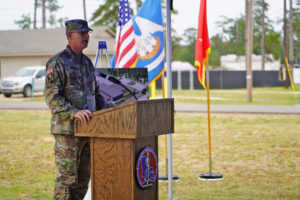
[71,31,91,37]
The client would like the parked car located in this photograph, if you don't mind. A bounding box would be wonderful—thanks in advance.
[1,66,45,98]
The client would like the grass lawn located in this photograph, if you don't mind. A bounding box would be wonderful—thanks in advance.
[0,110,299,199]
[1,86,300,105]
[0,93,45,102]
[156,85,300,105]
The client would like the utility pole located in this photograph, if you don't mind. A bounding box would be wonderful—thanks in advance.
[83,0,87,21]
[245,0,253,102]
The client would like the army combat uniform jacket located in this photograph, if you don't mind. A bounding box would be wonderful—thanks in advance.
[45,45,109,135]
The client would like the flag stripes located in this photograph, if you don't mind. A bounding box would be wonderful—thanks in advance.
[114,0,137,68]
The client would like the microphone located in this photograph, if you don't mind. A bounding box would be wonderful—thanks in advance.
[97,71,121,84]
[97,71,138,100]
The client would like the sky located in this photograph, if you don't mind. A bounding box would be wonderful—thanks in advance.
[0,0,284,37]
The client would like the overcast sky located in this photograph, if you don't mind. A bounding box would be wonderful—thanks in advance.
[0,0,284,37]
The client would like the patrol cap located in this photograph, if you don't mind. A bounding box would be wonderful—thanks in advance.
[65,19,93,33]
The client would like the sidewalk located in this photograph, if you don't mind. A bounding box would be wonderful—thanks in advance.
[0,101,300,114]
[175,103,300,114]
[0,102,48,110]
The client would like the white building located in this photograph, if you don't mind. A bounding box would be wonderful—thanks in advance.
[0,27,115,79]
[220,54,280,70]
[171,61,196,71]
[293,67,300,84]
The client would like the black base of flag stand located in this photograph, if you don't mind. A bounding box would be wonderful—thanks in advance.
[159,175,180,182]
[198,173,223,181]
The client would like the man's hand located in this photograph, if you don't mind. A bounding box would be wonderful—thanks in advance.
[74,110,92,124]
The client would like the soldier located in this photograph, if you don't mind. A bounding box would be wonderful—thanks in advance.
[45,19,109,200]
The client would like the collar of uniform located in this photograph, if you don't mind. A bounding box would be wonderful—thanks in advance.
[66,45,83,64]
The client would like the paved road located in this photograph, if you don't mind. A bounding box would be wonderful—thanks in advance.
[0,102,48,110]
[0,101,300,114]
[175,103,300,114]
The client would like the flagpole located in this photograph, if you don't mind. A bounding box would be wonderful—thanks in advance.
[159,72,180,182]
[283,47,298,104]
[166,0,176,199]
[206,69,212,174]
[199,60,222,181]
[284,57,298,104]
[194,0,222,181]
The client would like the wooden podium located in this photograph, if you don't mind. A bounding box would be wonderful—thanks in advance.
[74,99,174,200]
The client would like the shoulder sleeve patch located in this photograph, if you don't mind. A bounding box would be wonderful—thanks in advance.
[46,67,54,76]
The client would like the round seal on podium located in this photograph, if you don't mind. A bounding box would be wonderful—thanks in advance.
[136,147,158,189]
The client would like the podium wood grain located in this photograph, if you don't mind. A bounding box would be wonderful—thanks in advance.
[74,99,174,200]
[75,99,174,138]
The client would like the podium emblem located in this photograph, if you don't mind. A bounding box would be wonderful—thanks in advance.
[136,147,158,188]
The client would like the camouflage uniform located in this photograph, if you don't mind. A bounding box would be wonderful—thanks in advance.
[45,43,109,199]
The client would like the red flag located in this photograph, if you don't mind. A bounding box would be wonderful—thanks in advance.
[195,0,210,89]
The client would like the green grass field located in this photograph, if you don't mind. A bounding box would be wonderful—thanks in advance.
[1,86,300,105]
[0,110,299,199]
[157,86,300,105]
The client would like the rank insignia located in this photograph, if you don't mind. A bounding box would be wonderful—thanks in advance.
[136,147,158,189]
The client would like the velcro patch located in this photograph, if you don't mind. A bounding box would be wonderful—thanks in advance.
[46,67,54,76]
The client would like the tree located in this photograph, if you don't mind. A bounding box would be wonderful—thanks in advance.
[177,28,197,64]
[261,0,266,70]
[284,0,289,88]
[47,0,62,28]
[15,14,32,29]
[214,7,281,64]
[289,0,294,72]
[293,0,300,63]
[209,34,229,66]
[265,32,281,60]
[171,34,184,61]
[90,0,172,32]
[90,1,119,31]
[90,0,142,31]
[42,0,46,28]
[216,15,246,55]
[254,0,269,70]
[33,0,38,29]
[15,0,65,29]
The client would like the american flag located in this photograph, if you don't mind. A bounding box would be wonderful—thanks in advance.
[114,0,138,68]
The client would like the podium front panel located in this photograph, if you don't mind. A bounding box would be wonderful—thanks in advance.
[90,136,158,200]
[91,138,133,200]
[74,99,174,200]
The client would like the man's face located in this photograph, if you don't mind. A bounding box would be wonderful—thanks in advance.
[68,31,90,52]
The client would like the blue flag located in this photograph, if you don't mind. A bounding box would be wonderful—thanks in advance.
[112,0,165,86]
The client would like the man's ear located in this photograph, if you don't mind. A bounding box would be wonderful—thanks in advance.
[67,32,72,39]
